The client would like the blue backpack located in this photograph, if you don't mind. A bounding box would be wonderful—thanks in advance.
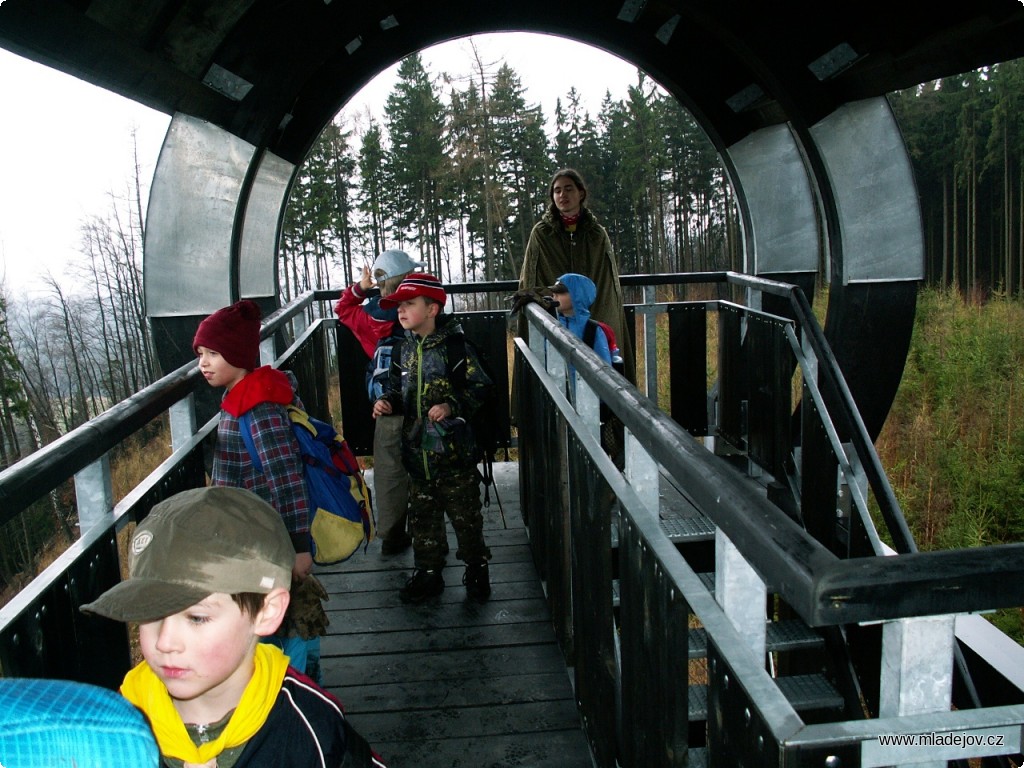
[239,405,375,565]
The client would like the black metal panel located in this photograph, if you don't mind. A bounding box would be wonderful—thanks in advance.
[668,304,709,437]
[619,517,691,768]
[456,311,512,451]
[568,443,617,766]
[746,314,791,480]
[624,305,638,386]
[67,534,133,688]
[543,422,572,661]
[514,344,559,583]
[844,622,882,718]
[335,321,375,456]
[782,740,861,768]
[799,393,841,554]
[0,530,129,687]
[705,643,781,768]
[717,306,746,449]
[283,325,331,423]
[823,281,918,441]
[516,343,573,656]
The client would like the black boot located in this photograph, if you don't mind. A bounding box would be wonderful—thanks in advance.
[463,561,491,603]
[399,568,444,604]
[381,530,412,556]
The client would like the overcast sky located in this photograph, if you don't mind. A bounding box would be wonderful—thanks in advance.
[0,32,644,296]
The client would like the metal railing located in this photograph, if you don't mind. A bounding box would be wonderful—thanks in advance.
[514,271,1024,767]
[0,293,332,685]
[0,274,1022,768]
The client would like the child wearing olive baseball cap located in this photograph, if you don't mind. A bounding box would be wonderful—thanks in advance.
[81,486,386,768]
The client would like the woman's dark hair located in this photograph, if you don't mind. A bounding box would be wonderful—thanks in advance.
[548,168,589,212]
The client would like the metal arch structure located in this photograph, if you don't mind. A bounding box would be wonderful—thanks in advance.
[2,2,1023,437]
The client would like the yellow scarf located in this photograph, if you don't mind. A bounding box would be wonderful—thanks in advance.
[121,643,290,764]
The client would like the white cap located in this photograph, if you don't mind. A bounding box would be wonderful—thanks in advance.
[371,249,425,280]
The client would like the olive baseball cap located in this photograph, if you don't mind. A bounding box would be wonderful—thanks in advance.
[81,486,294,623]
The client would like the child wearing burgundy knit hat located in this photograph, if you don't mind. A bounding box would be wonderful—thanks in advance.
[372,275,494,604]
[193,299,328,681]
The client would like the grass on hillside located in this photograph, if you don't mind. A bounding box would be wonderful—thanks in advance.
[876,287,1024,640]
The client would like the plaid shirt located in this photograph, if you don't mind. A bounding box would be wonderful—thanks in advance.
[211,372,310,549]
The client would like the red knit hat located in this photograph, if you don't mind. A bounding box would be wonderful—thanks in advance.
[192,300,262,370]
[379,273,447,309]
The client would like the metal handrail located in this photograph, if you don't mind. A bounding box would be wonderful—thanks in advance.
[515,291,1024,766]
[519,292,1024,626]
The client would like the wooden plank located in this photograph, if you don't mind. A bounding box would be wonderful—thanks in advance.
[318,558,541,602]
[354,699,583,742]
[377,730,593,768]
[324,597,555,635]
[319,462,594,768]
[328,644,570,688]
[321,621,557,657]
[337,670,573,711]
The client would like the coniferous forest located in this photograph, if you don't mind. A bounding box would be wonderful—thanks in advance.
[0,48,1023,601]
[278,53,736,299]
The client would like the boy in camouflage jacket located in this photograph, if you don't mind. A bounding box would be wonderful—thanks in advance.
[372,274,493,604]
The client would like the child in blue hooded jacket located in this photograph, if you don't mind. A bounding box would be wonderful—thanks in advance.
[549,272,613,366]
[550,272,625,466]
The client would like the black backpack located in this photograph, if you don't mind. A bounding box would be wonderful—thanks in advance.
[444,332,498,503]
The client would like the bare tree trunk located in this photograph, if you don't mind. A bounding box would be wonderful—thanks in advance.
[942,173,950,288]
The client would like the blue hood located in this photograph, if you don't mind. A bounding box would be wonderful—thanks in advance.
[551,271,612,369]
[555,272,596,321]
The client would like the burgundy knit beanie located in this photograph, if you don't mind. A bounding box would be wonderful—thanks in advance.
[193,300,262,370]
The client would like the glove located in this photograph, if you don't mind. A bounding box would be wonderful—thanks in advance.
[509,288,557,316]
[287,574,330,639]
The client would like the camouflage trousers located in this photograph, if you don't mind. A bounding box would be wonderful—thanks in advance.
[409,467,491,570]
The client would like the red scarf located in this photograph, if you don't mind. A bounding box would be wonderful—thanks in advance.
[221,366,294,417]
[560,212,580,232]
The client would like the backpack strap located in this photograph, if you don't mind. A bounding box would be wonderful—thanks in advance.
[445,333,467,391]
[443,332,494,504]
[583,318,598,349]
[237,412,264,474]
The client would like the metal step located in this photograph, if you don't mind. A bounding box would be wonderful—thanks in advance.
[688,747,708,768]
[611,469,717,548]
[610,509,716,548]
[688,619,824,659]
[688,674,844,720]
[660,508,716,543]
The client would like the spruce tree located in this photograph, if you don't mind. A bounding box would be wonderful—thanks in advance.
[384,53,450,275]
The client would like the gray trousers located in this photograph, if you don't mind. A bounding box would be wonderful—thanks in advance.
[372,413,410,541]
